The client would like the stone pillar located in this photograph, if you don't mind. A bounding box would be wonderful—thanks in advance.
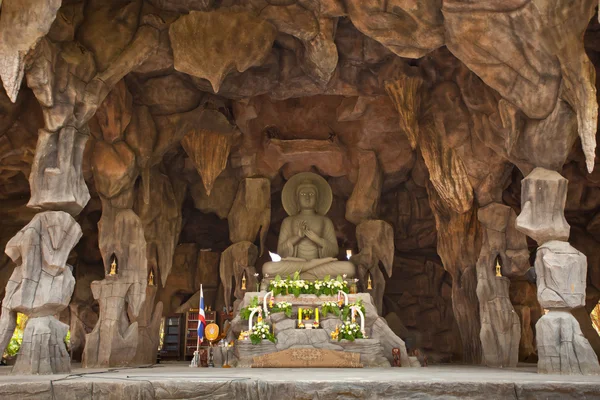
[0,212,81,374]
[516,167,600,374]
[0,9,160,373]
[82,208,148,368]
[352,220,394,316]
[476,203,529,368]
[131,285,163,365]
[221,177,270,311]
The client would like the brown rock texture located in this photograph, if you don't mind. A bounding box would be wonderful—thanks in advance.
[476,204,524,368]
[0,0,600,376]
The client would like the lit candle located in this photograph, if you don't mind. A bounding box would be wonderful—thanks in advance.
[298,307,302,323]
[315,308,319,323]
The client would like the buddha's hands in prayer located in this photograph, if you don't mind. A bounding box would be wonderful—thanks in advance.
[303,225,325,248]
[298,221,308,238]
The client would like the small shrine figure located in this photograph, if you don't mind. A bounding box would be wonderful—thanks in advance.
[241,272,247,290]
[349,278,358,294]
[109,258,117,275]
[148,270,155,286]
[495,259,502,277]
[392,348,402,367]
[269,297,274,308]
[330,325,340,340]
[367,273,372,290]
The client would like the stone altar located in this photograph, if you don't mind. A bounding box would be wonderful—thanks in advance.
[229,292,411,368]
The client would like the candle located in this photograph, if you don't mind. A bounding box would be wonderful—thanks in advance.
[315,308,319,323]
[298,307,302,323]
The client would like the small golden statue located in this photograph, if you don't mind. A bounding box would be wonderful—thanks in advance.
[367,273,372,290]
[109,258,117,275]
[238,330,250,340]
[241,273,247,290]
[269,297,274,308]
[330,325,340,340]
[495,259,502,277]
[148,270,155,286]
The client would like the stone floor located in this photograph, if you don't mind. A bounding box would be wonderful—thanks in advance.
[0,362,599,399]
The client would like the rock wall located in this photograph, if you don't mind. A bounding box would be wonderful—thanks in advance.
[0,0,599,372]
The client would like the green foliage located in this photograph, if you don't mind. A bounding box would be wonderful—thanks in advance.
[3,313,27,359]
[337,320,364,342]
[268,273,349,297]
[341,299,366,322]
[240,296,260,320]
[249,322,276,345]
[320,301,340,318]
[5,333,22,357]
[270,301,293,318]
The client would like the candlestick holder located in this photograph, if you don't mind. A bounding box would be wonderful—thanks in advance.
[208,343,215,368]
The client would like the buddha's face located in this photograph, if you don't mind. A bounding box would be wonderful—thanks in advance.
[298,186,317,211]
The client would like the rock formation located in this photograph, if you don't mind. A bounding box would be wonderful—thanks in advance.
[518,169,600,374]
[476,204,528,368]
[0,0,599,376]
[0,211,80,374]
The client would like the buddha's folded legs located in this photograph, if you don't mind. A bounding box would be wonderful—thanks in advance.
[262,259,355,280]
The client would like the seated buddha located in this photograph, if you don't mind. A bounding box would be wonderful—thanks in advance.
[262,172,356,280]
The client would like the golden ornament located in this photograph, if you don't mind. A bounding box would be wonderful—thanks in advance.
[205,323,219,342]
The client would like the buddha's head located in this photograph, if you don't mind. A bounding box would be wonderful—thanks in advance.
[296,181,318,211]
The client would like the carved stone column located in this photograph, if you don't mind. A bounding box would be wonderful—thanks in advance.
[82,209,148,368]
[516,167,600,374]
[476,203,529,368]
[0,212,81,374]
[220,177,270,311]
[352,220,394,315]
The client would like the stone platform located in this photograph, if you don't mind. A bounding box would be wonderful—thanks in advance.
[230,292,411,367]
[1,363,599,399]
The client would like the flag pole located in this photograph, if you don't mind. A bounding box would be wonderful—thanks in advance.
[190,284,204,368]
[197,284,203,354]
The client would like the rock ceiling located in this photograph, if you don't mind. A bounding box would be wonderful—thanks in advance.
[0,0,600,364]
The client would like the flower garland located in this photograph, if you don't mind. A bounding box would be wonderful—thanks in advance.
[270,301,293,318]
[250,321,276,345]
[269,273,349,297]
[337,320,364,342]
[321,301,341,317]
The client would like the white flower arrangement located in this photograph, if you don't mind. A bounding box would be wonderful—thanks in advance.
[270,301,293,317]
[268,273,350,297]
[250,321,276,345]
[337,320,364,342]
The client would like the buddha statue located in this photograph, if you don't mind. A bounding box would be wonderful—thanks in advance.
[262,172,356,280]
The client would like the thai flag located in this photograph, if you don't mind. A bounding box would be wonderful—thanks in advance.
[198,285,206,343]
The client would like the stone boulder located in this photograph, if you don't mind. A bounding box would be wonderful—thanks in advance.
[516,168,570,244]
[537,311,600,375]
[535,241,587,309]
